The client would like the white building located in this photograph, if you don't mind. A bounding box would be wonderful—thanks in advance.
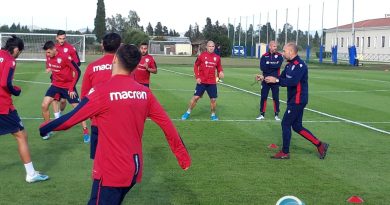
[325,17,390,61]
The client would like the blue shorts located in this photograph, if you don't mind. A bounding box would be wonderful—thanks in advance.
[45,85,80,104]
[87,179,135,205]
[0,110,24,135]
[194,84,218,99]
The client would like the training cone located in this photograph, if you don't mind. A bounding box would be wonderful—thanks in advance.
[268,144,278,149]
[347,196,364,203]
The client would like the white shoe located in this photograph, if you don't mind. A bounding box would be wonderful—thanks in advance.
[26,171,49,183]
[275,116,281,121]
[42,132,54,140]
[256,115,265,120]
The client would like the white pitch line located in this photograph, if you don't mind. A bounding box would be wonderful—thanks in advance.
[20,117,390,124]
[160,68,390,135]
[14,79,50,85]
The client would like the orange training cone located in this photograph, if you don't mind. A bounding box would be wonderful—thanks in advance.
[347,196,364,203]
[268,144,278,149]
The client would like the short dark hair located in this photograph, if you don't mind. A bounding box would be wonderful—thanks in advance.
[140,42,148,47]
[116,44,141,72]
[43,41,56,50]
[57,30,66,36]
[102,33,122,53]
[2,35,24,54]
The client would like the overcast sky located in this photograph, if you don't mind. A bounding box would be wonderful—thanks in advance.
[0,0,388,34]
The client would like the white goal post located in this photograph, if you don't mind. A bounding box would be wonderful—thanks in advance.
[0,32,85,62]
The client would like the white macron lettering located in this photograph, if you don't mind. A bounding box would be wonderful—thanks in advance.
[0,58,4,63]
[93,64,112,72]
[110,91,147,101]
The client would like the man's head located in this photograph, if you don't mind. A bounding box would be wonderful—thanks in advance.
[206,41,215,53]
[282,42,298,61]
[102,32,122,53]
[2,35,24,58]
[56,30,67,45]
[268,41,278,53]
[113,44,141,74]
[139,42,149,56]
[43,41,57,58]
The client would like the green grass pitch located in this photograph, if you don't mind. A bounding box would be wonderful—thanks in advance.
[1,56,390,204]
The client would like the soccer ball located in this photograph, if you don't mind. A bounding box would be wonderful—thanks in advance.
[276,196,305,205]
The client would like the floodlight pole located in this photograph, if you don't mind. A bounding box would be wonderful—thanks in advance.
[266,12,269,43]
[321,1,324,46]
[296,8,299,45]
[336,0,339,46]
[275,9,278,44]
[352,0,355,46]
[285,8,288,46]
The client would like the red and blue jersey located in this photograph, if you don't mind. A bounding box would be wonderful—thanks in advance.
[46,51,80,92]
[194,51,223,84]
[278,55,308,105]
[260,52,283,77]
[40,75,191,187]
[0,50,21,114]
[81,54,114,99]
[133,54,157,85]
[56,41,80,66]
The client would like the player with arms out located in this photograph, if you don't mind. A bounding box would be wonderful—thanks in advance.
[0,35,49,183]
[181,40,224,121]
[132,42,157,87]
[41,41,89,142]
[40,44,191,204]
[81,32,122,159]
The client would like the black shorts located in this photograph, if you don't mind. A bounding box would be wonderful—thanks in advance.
[45,85,80,104]
[87,179,135,205]
[0,110,24,135]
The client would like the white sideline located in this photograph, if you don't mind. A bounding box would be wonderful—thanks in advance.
[160,68,390,135]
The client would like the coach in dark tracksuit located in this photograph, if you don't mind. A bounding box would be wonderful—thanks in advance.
[257,41,283,121]
[265,42,329,159]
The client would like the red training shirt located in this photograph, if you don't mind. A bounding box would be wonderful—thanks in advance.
[0,50,20,114]
[46,51,80,92]
[133,54,157,85]
[193,51,223,84]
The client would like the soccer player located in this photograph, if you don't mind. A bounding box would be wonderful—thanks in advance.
[40,44,191,204]
[81,32,121,159]
[181,40,224,121]
[52,30,81,120]
[41,41,89,142]
[133,42,157,87]
[257,41,283,121]
[0,35,49,183]
[265,42,329,159]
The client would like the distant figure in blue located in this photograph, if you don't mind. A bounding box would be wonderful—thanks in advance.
[214,43,221,56]
[265,42,329,159]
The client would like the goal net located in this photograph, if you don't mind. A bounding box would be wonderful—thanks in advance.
[0,32,85,62]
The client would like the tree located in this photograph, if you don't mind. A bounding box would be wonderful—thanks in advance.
[122,28,149,46]
[146,23,154,36]
[94,0,106,42]
[184,25,193,40]
[162,26,168,36]
[128,10,140,29]
[155,22,163,36]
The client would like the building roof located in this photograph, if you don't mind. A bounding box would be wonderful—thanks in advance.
[328,17,390,30]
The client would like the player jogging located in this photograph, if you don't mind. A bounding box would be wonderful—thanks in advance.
[132,42,157,87]
[0,35,49,183]
[40,44,191,204]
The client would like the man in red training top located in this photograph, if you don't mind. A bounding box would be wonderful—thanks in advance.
[133,42,157,87]
[181,40,224,121]
[41,41,89,142]
[40,44,191,204]
[81,32,121,159]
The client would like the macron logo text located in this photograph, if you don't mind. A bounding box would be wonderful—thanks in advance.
[110,91,147,101]
[93,64,112,72]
